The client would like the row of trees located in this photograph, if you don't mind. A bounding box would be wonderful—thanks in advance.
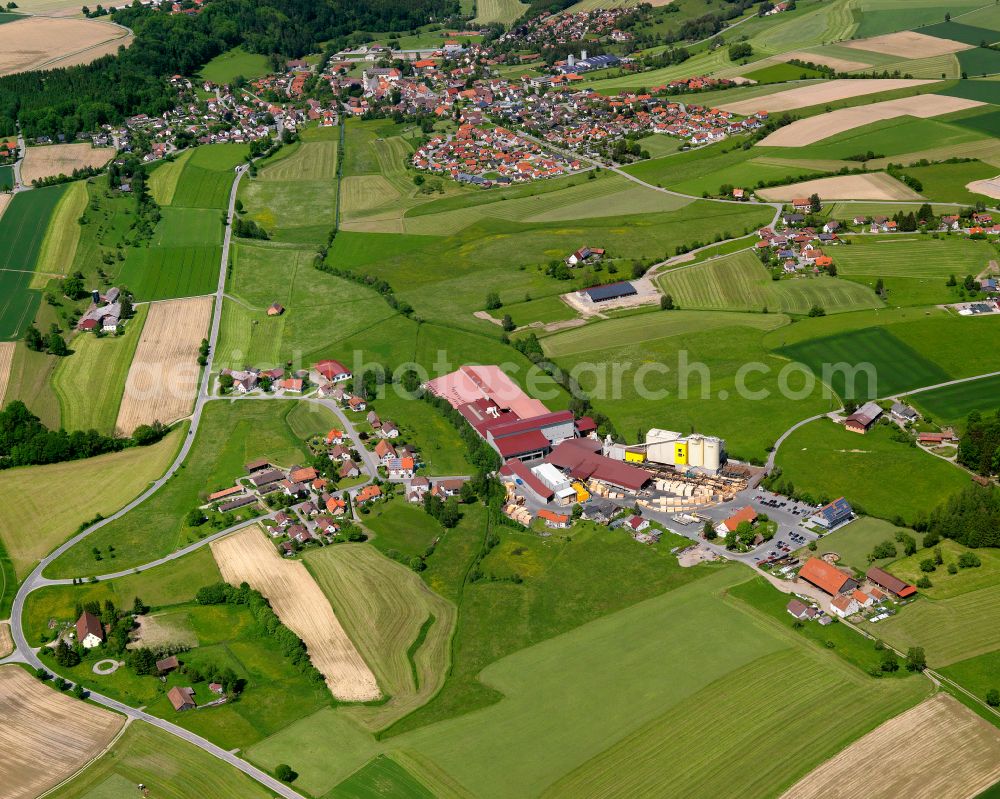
[0,400,167,469]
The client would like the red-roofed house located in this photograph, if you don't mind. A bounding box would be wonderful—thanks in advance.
[314,360,352,382]
[717,506,757,534]
[799,557,859,596]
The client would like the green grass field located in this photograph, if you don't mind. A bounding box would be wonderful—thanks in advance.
[48,721,277,799]
[304,544,455,733]
[919,20,1000,46]
[911,373,1000,422]
[148,150,191,206]
[24,546,220,645]
[33,179,87,288]
[940,650,1000,706]
[883,539,1000,600]
[833,236,994,280]
[777,325,950,400]
[328,755,434,799]
[0,426,183,579]
[472,0,527,26]
[741,62,827,83]
[764,116,986,162]
[51,305,148,434]
[875,582,1000,666]
[118,243,221,301]
[45,401,308,578]
[0,184,68,340]
[198,46,271,85]
[773,418,969,522]
[855,0,985,36]
[395,567,926,799]
[810,516,920,572]
[0,536,16,620]
[657,250,883,315]
[939,78,1000,104]
[2,340,61,428]
[240,126,339,245]
[362,499,446,562]
[899,159,1000,203]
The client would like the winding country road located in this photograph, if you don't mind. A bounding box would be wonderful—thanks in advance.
[1,164,312,799]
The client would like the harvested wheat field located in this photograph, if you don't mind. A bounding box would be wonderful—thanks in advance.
[758,172,923,201]
[0,623,12,658]
[0,342,14,405]
[967,176,1000,199]
[781,694,1000,799]
[0,193,12,219]
[211,526,380,702]
[780,51,871,72]
[719,79,937,115]
[842,31,973,58]
[0,665,125,799]
[0,16,130,77]
[115,296,212,435]
[20,143,115,185]
[758,94,984,147]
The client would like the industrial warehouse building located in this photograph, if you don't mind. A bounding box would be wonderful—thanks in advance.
[583,281,637,303]
[603,429,726,473]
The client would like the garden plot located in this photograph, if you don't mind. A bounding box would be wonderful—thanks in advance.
[758,95,983,147]
[719,79,937,115]
[211,526,380,702]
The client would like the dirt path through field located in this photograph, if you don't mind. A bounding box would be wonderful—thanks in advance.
[781,693,1000,799]
[0,665,125,799]
[115,296,213,435]
[211,527,381,702]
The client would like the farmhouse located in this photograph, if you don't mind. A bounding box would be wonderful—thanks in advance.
[314,359,352,382]
[830,594,860,618]
[716,506,757,534]
[538,508,571,528]
[844,401,882,434]
[75,611,104,649]
[786,599,818,620]
[356,485,382,504]
[890,402,919,425]
[798,557,859,597]
[866,566,917,598]
[167,686,197,712]
[267,302,284,316]
[811,497,854,530]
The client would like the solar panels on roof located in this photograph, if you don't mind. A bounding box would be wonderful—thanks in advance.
[585,281,636,302]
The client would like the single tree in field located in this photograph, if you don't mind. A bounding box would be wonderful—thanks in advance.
[275,764,297,783]
[660,293,674,310]
[485,291,502,310]
[809,193,821,213]
[24,324,44,352]
[47,330,69,356]
[986,688,1000,707]
[906,647,927,671]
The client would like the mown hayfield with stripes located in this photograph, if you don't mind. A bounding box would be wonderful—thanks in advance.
[305,544,456,733]
[394,568,927,799]
[875,583,1000,667]
[540,308,788,357]
[658,250,882,315]
[912,372,1000,422]
[833,235,994,278]
[473,0,527,24]
[241,126,338,243]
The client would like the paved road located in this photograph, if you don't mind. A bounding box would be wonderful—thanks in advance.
[2,163,310,799]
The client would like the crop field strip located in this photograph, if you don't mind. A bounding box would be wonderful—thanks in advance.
[48,719,277,799]
[212,526,381,702]
[780,694,1000,799]
[832,236,993,278]
[0,184,68,340]
[0,665,125,799]
[911,372,1000,421]
[19,143,114,185]
[115,296,213,434]
[656,250,882,315]
[51,304,149,434]
[778,326,952,400]
[32,179,87,288]
[305,544,456,732]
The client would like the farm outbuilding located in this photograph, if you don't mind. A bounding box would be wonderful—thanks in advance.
[583,281,637,303]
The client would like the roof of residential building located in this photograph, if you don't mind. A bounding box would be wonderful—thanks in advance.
[798,557,853,596]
